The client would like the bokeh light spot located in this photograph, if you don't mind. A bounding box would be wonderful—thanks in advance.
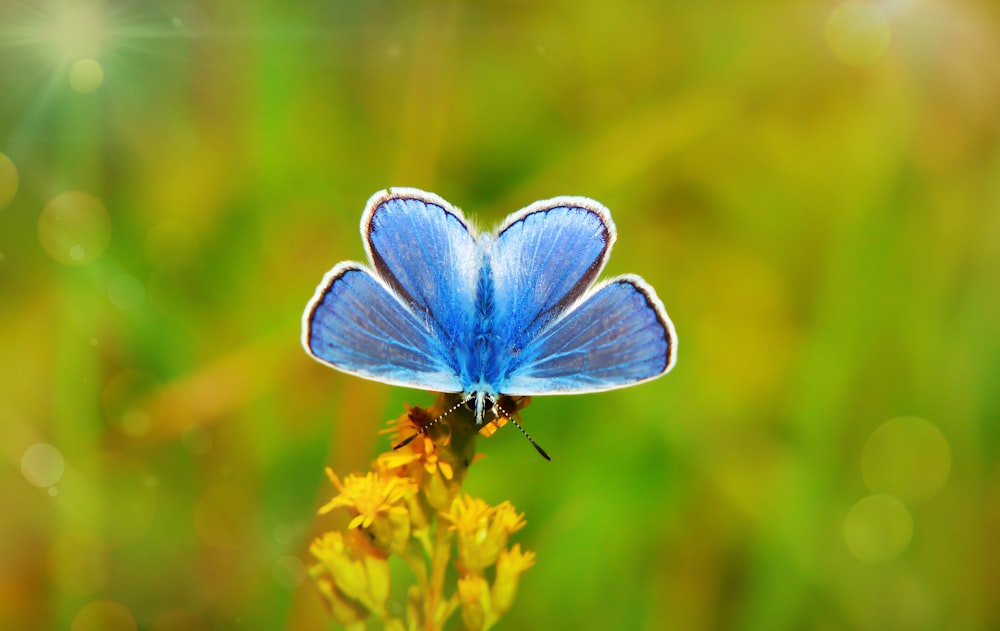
[57,451,157,547]
[273,522,296,545]
[108,272,146,311]
[825,0,891,66]
[272,555,306,589]
[0,152,18,209]
[844,494,913,564]
[47,534,110,596]
[38,192,111,265]
[69,58,105,93]
[103,369,159,435]
[862,416,951,504]
[121,409,152,436]
[21,443,65,488]
[72,600,136,631]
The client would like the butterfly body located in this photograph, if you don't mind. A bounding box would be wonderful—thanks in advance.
[303,188,677,425]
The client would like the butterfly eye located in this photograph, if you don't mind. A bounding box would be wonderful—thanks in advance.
[493,395,515,414]
[408,406,434,431]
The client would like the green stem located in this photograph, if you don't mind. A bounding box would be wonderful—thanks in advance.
[401,541,429,595]
[426,517,454,630]
[441,592,460,625]
[414,526,433,558]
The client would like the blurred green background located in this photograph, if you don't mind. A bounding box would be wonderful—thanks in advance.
[2,0,999,629]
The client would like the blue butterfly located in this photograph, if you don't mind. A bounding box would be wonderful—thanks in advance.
[302,188,677,443]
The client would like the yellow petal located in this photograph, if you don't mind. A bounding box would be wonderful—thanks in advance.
[317,498,339,515]
[348,514,366,530]
[424,468,453,512]
[326,467,345,491]
[377,450,421,470]
[493,502,526,534]
[439,461,454,481]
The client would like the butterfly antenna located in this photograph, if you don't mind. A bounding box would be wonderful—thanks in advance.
[493,397,551,461]
[392,394,472,451]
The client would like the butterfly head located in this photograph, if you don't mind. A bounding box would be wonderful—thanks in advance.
[392,392,550,461]
[468,391,492,426]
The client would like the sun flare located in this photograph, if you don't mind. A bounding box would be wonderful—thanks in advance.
[45,3,108,60]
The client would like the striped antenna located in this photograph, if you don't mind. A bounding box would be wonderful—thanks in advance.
[392,394,472,451]
[492,397,551,461]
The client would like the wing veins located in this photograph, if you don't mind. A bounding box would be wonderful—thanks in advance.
[528,299,609,359]
[332,270,443,363]
[345,274,432,351]
[535,309,655,362]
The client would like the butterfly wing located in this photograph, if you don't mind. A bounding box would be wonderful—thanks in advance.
[502,274,676,394]
[363,188,479,350]
[302,262,464,392]
[303,188,480,391]
[490,197,616,352]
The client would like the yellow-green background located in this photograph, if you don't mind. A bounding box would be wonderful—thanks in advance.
[2,0,998,629]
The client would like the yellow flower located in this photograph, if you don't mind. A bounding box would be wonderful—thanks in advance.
[492,544,536,615]
[380,403,446,451]
[445,495,526,573]
[377,434,454,481]
[445,495,493,532]
[311,567,367,626]
[493,500,526,532]
[309,529,391,620]
[457,574,491,631]
[319,467,416,530]
[378,398,476,512]
[308,399,535,629]
[419,435,454,479]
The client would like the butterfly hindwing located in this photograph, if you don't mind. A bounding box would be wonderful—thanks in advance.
[503,275,676,394]
[303,262,464,392]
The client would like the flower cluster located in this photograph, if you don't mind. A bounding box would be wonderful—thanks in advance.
[309,394,535,630]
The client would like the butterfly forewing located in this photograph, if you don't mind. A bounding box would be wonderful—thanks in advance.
[491,199,615,356]
[364,189,479,349]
